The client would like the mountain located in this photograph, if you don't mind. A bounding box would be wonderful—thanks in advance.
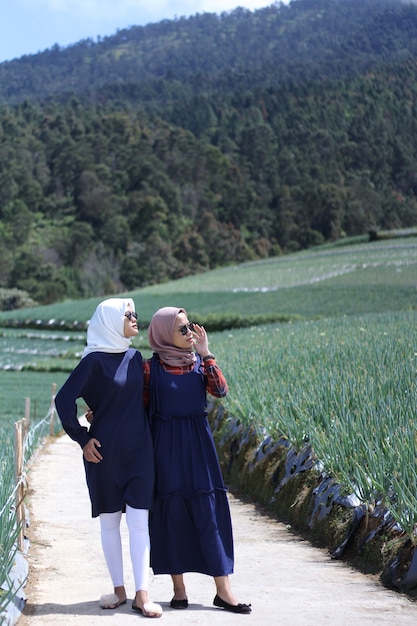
[1,0,416,106]
[1,0,417,306]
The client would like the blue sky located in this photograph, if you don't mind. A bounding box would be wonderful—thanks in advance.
[0,0,290,63]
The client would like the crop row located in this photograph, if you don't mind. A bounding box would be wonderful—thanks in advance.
[213,311,417,540]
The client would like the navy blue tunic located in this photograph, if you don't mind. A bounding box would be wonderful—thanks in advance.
[55,348,154,517]
[149,355,234,576]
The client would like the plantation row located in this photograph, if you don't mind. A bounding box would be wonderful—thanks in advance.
[1,237,417,325]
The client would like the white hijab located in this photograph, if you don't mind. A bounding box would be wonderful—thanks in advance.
[82,297,135,358]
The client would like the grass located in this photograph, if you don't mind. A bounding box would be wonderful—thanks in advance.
[0,371,68,422]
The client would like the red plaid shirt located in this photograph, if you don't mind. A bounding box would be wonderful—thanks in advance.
[143,356,228,409]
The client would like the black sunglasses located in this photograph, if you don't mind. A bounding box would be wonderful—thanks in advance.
[177,322,195,336]
[125,311,138,321]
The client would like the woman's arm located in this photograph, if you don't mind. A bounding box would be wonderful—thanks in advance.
[55,360,92,449]
[203,357,228,398]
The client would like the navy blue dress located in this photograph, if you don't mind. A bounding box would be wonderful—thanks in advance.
[149,354,234,576]
[55,348,154,517]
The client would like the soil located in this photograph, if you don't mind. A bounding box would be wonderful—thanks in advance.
[16,433,417,625]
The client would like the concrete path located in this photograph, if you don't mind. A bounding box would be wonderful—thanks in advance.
[18,434,417,625]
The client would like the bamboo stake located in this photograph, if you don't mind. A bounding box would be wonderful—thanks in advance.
[14,420,24,552]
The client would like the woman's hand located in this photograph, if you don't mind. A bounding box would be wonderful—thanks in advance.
[193,323,210,357]
[83,438,103,463]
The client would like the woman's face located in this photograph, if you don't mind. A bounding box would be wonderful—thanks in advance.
[123,304,139,338]
[173,311,195,350]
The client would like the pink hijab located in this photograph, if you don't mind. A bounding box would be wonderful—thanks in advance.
[148,306,196,367]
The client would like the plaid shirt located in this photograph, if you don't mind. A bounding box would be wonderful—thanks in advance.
[143,356,228,409]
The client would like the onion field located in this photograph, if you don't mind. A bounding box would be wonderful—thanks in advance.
[214,311,417,538]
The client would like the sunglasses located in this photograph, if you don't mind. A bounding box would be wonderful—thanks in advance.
[125,311,138,321]
[177,322,195,336]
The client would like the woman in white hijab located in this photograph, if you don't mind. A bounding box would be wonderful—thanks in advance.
[55,298,162,618]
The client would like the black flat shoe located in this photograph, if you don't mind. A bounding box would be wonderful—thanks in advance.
[170,597,188,609]
[213,594,252,614]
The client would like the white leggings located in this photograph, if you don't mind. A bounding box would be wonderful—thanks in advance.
[99,505,150,591]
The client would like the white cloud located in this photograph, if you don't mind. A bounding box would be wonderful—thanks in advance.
[26,0,284,23]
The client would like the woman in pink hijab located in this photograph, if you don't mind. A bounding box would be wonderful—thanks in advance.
[144,306,251,615]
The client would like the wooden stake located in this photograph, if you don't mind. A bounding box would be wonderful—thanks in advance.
[14,420,24,552]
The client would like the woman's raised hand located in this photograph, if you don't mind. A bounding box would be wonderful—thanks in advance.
[193,323,210,356]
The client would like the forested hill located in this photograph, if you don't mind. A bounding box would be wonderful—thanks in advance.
[1,0,417,307]
[1,0,417,105]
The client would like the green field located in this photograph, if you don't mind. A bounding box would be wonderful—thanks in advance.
[0,238,416,326]
[0,237,417,545]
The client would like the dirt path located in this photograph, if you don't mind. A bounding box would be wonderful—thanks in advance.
[17,433,417,625]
